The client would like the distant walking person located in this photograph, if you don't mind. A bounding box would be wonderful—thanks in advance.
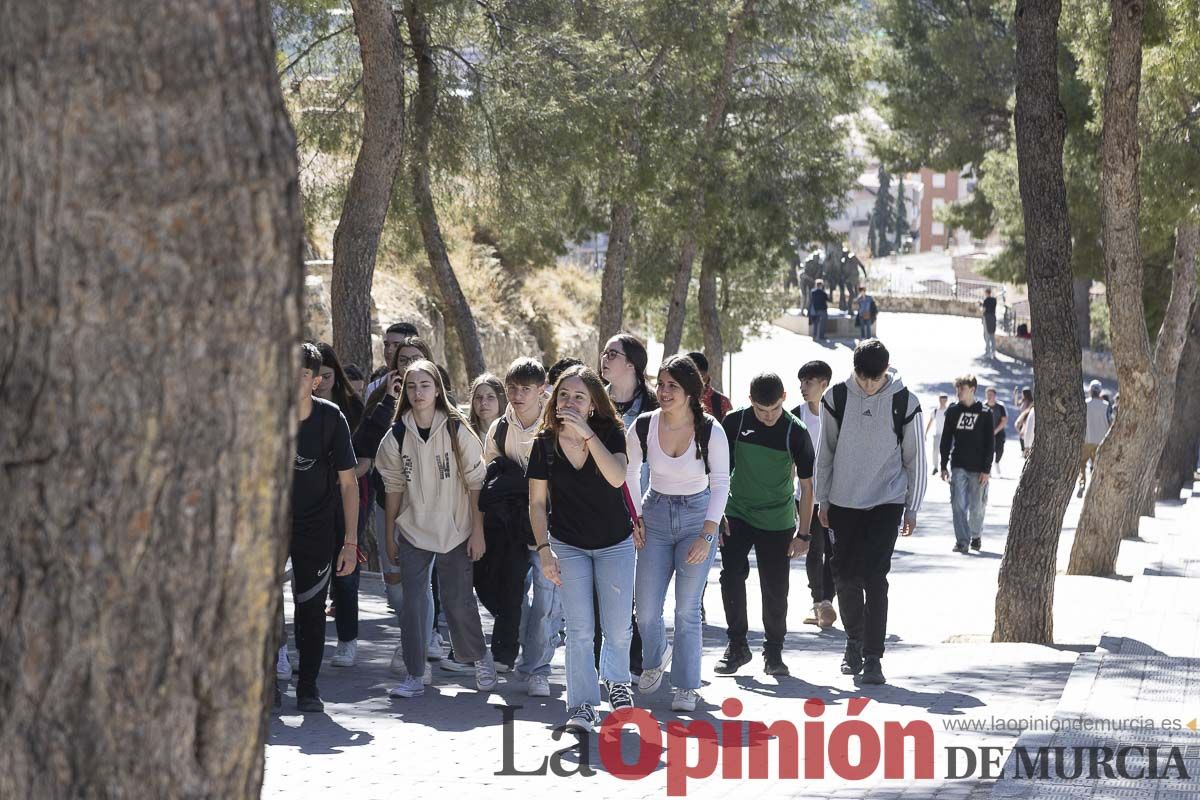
[809,279,830,342]
[816,339,925,686]
[924,394,949,477]
[985,387,1008,477]
[854,286,878,339]
[940,375,994,554]
[1015,388,1034,454]
[1078,380,1111,497]
[981,289,998,358]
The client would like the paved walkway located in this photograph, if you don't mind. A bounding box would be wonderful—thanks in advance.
[264,315,1196,799]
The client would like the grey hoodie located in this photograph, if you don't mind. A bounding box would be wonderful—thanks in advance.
[815,370,927,513]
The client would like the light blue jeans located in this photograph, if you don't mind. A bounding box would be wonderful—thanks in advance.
[950,467,989,547]
[552,535,635,708]
[519,549,562,677]
[636,489,717,691]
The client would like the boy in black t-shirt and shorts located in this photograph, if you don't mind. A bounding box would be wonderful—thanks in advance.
[288,343,360,712]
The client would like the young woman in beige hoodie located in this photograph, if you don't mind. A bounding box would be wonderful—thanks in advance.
[373,359,496,698]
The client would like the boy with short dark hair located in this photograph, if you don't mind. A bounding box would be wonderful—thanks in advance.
[717,372,815,676]
[289,343,360,712]
[816,339,925,685]
[476,357,560,697]
[792,361,836,629]
[940,375,993,554]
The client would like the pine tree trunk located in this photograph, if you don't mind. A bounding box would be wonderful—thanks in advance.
[699,247,725,392]
[0,1,302,796]
[597,202,634,362]
[1068,9,1196,575]
[992,0,1085,644]
[1073,276,1092,349]
[331,0,405,372]
[1157,298,1200,500]
[661,0,756,356]
[404,0,487,379]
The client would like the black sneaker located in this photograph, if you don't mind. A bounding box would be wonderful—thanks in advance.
[861,657,886,685]
[970,537,982,551]
[840,641,863,675]
[274,683,282,709]
[563,703,600,734]
[953,543,970,554]
[764,650,790,676]
[296,689,325,713]
[605,680,635,711]
[715,642,752,675]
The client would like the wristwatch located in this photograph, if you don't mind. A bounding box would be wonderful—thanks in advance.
[702,532,715,544]
[794,532,812,542]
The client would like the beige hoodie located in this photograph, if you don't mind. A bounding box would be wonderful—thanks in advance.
[374,408,486,554]
[482,400,545,470]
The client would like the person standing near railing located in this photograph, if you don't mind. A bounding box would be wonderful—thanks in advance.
[981,288,998,359]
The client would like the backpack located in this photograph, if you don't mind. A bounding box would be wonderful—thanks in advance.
[822,382,919,447]
[478,419,534,545]
[635,411,714,474]
[370,415,464,509]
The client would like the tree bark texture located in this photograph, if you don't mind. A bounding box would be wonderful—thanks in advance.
[661,0,756,357]
[331,0,405,372]
[1073,276,1092,349]
[1157,294,1200,500]
[992,0,1085,644]
[1068,4,1196,576]
[597,201,634,363]
[0,2,303,797]
[699,247,725,392]
[404,0,487,379]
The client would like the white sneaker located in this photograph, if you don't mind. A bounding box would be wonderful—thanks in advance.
[528,673,551,697]
[276,645,292,680]
[671,688,699,712]
[475,655,498,691]
[390,645,408,677]
[331,640,357,667]
[427,631,445,661]
[423,663,433,686]
[638,644,672,694]
[388,676,425,698]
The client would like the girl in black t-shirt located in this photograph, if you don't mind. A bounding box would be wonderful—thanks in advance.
[527,365,634,733]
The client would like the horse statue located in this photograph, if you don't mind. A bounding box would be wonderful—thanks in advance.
[824,246,867,310]
[797,251,824,303]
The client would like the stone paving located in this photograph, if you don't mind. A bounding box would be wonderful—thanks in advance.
[264,315,1196,799]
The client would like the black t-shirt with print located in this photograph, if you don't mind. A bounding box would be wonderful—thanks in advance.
[526,425,631,550]
[292,397,358,557]
[988,402,1007,438]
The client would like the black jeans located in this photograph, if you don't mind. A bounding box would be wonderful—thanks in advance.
[473,516,532,665]
[828,503,903,659]
[289,548,333,695]
[719,516,793,652]
[330,508,361,643]
[806,506,835,604]
[994,434,1006,464]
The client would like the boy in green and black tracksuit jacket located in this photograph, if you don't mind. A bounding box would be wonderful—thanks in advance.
[717,380,815,676]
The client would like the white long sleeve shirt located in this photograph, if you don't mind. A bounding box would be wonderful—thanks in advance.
[625,410,731,524]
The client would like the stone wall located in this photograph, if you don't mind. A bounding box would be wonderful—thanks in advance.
[875,294,981,318]
[995,333,1117,381]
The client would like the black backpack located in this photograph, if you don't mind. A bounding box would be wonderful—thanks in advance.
[822,382,919,447]
[478,419,535,545]
[635,411,714,474]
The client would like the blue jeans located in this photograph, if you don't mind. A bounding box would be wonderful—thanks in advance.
[950,468,989,547]
[811,310,828,340]
[636,489,717,690]
[858,318,874,338]
[552,535,635,708]
[520,549,562,677]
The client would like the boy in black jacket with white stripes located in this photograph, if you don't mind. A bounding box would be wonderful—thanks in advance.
[939,374,994,554]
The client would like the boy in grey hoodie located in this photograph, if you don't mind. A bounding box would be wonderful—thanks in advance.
[816,339,925,685]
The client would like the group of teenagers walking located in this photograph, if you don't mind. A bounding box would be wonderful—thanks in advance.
[284,327,929,735]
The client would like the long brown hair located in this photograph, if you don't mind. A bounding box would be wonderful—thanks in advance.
[395,359,481,493]
[468,373,506,436]
[539,365,623,442]
[657,354,709,465]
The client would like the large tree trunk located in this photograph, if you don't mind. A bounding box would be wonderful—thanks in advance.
[0,1,302,796]
[331,0,405,372]
[1073,276,1092,349]
[597,202,635,363]
[661,0,756,356]
[699,247,725,392]
[992,0,1085,644]
[1157,297,1200,500]
[404,0,487,379]
[1068,6,1196,575]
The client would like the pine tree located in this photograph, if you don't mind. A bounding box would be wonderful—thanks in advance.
[894,178,909,251]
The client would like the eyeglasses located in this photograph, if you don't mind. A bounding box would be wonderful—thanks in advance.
[601,349,625,361]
